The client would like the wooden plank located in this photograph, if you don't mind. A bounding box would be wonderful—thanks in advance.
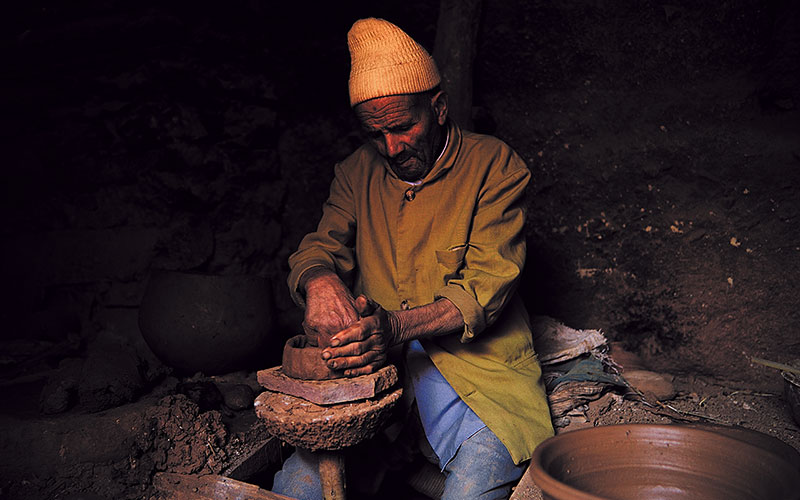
[153,472,295,500]
[318,450,346,500]
[223,435,281,481]
[256,364,398,405]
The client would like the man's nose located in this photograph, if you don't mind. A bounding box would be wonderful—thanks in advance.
[384,133,404,157]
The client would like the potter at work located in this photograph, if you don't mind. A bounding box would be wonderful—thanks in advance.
[4,0,800,498]
[272,17,553,500]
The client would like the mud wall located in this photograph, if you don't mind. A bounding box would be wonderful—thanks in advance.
[478,0,800,386]
[2,0,798,390]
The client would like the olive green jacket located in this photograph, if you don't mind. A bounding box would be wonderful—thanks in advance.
[287,120,554,464]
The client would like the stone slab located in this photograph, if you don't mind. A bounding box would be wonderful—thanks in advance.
[256,364,398,405]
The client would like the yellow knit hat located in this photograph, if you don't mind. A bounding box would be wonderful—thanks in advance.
[347,18,441,107]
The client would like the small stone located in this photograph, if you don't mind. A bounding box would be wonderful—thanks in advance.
[39,357,83,415]
[624,369,676,401]
[40,379,77,415]
[221,384,255,411]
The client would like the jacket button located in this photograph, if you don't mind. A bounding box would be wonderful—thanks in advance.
[400,300,410,310]
[404,189,416,201]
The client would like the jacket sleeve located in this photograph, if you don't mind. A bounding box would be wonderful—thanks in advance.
[287,162,357,307]
[434,150,530,342]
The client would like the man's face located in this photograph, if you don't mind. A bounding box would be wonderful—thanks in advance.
[354,92,446,182]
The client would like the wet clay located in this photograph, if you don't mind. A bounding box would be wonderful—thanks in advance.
[530,424,800,500]
[281,335,343,380]
[254,387,402,451]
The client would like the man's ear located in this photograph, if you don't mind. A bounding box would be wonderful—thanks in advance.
[431,90,448,126]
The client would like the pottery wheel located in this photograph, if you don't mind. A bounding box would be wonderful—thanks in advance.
[254,386,402,451]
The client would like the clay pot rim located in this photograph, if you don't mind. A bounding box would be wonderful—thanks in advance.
[530,423,800,500]
[782,358,800,386]
[784,369,800,427]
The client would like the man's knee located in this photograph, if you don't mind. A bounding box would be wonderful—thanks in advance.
[271,448,322,500]
[441,427,526,500]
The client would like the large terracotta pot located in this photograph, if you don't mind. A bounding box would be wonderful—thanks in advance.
[530,424,800,500]
[138,270,278,375]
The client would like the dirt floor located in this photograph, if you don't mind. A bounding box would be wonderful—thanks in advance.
[568,372,800,452]
[1,0,799,499]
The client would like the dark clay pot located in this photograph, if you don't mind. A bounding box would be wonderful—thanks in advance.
[138,270,277,375]
[531,423,800,500]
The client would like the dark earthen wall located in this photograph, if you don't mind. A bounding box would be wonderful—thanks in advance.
[1,0,798,389]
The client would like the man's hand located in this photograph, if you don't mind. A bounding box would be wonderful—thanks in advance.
[321,295,399,377]
[301,267,359,347]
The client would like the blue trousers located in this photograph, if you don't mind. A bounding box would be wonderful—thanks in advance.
[271,425,527,500]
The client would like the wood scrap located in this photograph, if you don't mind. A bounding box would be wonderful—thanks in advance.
[547,381,606,418]
[153,472,294,500]
[222,435,281,481]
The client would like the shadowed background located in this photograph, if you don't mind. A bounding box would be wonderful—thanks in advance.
[1,0,798,404]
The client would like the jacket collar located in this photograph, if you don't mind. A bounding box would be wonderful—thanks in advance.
[392,119,461,186]
[424,119,461,184]
[374,119,462,186]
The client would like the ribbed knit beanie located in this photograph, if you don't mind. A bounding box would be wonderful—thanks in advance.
[347,18,441,107]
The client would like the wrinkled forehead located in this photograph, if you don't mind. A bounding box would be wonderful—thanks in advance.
[354,94,423,130]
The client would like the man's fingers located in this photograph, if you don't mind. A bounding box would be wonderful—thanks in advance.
[329,316,378,347]
[327,351,387,375]
[354,294,379,317]
[323,340,386,366]
[323,332,384,359]
[318,309,388,374]
[301,321,321,347]
[343,361,385,377]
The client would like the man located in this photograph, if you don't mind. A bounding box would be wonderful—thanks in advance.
[272,18,553,500]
